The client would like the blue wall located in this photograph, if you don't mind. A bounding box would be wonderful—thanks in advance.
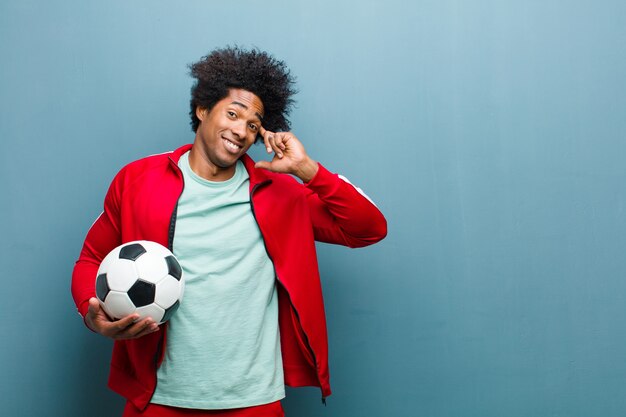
[2,1,626,416]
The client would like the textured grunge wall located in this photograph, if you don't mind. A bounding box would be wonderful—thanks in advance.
[1,0,626,416]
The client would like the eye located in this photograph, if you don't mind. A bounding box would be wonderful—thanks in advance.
[227,111,236,118]
[248,123,258,131]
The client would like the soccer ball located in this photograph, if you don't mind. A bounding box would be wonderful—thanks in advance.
[95,240,185,324]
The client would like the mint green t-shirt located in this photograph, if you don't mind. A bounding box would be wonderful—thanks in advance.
[151,152,284,409]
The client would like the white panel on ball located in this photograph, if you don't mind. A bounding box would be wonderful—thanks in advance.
[155,275,182,308]
[135,304,166,324]
[98,247,122,272]
[106,259,139,292]
[104,291,135,319]
[134,253,168,284]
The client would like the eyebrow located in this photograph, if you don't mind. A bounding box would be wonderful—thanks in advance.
[231,101,263,121]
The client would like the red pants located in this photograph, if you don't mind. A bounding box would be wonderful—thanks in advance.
[122,401,284,417]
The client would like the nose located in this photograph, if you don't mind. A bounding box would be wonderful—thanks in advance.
[231,119,247,140]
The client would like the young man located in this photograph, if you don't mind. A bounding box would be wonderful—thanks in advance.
[71,46,387,417]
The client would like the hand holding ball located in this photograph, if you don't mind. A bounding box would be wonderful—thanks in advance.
[95,241,185,325]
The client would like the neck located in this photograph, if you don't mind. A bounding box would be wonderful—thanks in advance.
[188,146,236,182]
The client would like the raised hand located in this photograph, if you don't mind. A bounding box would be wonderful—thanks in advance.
[255,127,319,183]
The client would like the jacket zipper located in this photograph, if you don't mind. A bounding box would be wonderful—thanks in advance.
[249,181,326,405]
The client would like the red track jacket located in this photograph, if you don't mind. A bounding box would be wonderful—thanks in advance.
[71,144,387,410]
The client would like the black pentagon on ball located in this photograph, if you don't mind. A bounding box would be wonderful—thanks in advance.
[95,273,110,301]
[161,300,180,323]
[165,255,182,281]
[127,279,156,307]
[119,243,147,261]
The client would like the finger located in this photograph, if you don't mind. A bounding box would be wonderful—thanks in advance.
[130,323,160,339]
[275,133,288,151]
[264,134,273,153]
[88,297,100,315]
[121,318,158,339]
[270,133,284,158]
[112,313,141,334]
[254,160,272,171]
[260,127,273,153]
[87,298,113,327]
[85,298,102,332]
[87,297,101,314]
[105,317,141,339]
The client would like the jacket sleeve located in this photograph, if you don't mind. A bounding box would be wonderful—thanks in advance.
[71,170,124,320]
[303,163,387,248]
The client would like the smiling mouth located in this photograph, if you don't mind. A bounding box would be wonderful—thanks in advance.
[222,137,243,152]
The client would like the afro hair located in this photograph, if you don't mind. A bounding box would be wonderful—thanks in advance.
[189,46,297,140]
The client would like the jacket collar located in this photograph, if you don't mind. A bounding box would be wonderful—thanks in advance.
[169,143,193,164]
[241,153,272,187]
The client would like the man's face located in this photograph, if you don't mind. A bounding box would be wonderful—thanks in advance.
[193,88,264,179]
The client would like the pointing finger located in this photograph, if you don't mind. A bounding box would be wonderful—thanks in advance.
[265,134,274,154]
[259,126,272,153]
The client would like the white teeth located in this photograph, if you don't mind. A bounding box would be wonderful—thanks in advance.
[223,138,241,151]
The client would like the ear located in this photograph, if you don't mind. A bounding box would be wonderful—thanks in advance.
[196,106,208,121]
